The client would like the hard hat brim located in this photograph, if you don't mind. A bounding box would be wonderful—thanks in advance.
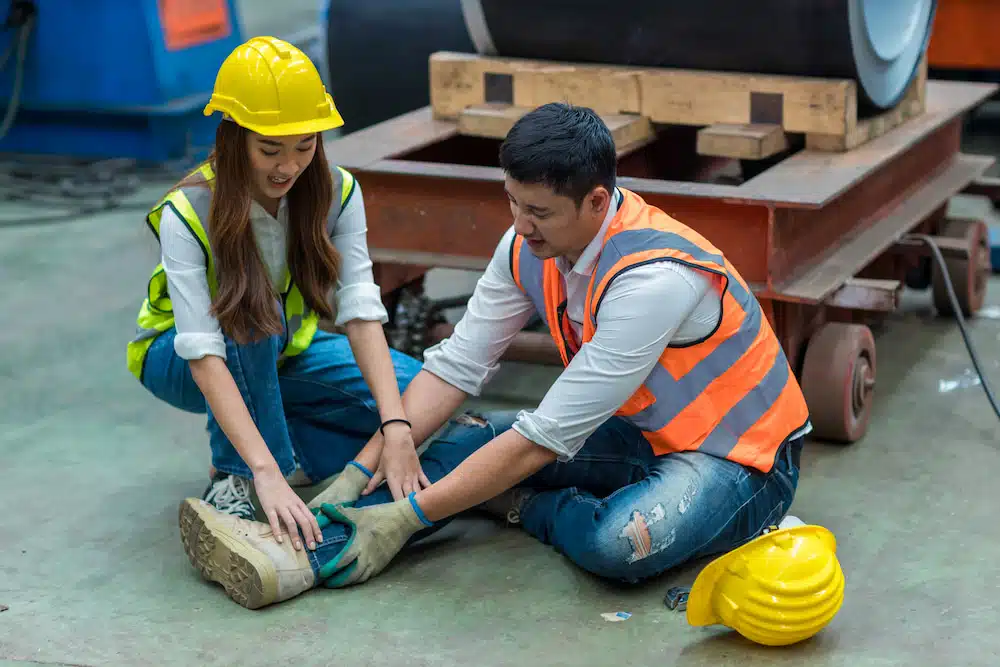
[205,109,345,137]
[685,524,838,628]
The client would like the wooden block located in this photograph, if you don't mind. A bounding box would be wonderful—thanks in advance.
[637,69,855,135]
[696,123,788,160]
[430,50,928,153]
[457,103,655,155]
[431,51,646,119]
[805,55,928,151]
[457,103,528,138]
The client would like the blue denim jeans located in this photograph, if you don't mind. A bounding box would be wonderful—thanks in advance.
[140,328,422,482]
[305,409,802,584]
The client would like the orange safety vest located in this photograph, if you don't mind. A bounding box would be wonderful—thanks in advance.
[510,188,810,473]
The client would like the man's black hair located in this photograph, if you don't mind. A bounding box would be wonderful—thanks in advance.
[498,102,617,206]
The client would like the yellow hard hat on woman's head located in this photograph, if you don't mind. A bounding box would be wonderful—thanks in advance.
[204,36,344,136]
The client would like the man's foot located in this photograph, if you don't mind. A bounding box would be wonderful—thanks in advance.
[202,473,258,520]
[178,498,316,609]
[478,488,537,525]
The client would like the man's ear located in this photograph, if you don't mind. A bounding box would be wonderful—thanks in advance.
[589,186,610,215]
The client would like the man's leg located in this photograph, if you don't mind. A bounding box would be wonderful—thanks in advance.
[514,436,803,582]
[179,409,509,608]
[278,330,422,483]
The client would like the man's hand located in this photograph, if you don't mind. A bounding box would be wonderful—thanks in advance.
[316,496,430,587]
[307,461,372,509]
[363,424,431,500]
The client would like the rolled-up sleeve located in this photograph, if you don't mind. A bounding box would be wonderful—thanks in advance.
[511,260,714,460]
[421,226,538,396]
[328,181,390,326]
[159,206,227,360]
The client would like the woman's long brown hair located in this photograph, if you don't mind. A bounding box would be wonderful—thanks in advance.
[175,121,341,344]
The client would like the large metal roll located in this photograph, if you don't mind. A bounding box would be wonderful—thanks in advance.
[325,0,475,134]
[461,0,936,111]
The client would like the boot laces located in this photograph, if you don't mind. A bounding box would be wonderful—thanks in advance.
[204,475,255,518]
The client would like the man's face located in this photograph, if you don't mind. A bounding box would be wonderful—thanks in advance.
[504,175,611,261]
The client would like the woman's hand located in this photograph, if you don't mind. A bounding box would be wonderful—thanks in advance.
[253,466,323,551]
[363,424,431,500]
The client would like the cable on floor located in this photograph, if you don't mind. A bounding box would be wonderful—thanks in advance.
[903,232,1000,422]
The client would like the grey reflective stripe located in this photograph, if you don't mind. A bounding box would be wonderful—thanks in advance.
[697,350,791,458]
[287,312,303,339]
[628,297,764,432]
[182,185,212,224]
[326,167,345,237]
[591,228,754,322]
[132,326,163,343]
[516,239,548,326]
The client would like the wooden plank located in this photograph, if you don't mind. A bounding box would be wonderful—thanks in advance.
[806,56,928,151]
[429,51,855,135]
[429,51,642,119]
[740,80,997,207]
[457,103,528,139]
[772,153,992,303]
[824,278,901,312]
[457,103,655,155]
[696,123,788,159]
[332,81,997,208]
[637,69,854,135]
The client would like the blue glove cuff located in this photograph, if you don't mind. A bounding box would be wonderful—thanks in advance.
[348,460,374,478]
[408,491,434,527]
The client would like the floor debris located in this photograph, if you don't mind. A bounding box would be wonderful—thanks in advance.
[601,611,631,622]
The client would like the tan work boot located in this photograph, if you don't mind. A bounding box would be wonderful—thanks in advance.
[178,498,315,609]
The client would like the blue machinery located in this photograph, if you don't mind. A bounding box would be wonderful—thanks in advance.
[0,0,245,163]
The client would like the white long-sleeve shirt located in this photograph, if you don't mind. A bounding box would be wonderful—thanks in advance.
[421,188,724,461]
[158,181,388,361]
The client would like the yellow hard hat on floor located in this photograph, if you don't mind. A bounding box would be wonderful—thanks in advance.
[204,36,344,136]
[686,524,845,647]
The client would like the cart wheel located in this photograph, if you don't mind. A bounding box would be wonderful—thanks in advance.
[800,322,876,444]
[931,218,991,317]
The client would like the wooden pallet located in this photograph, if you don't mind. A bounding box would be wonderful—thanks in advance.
[429,51,928,159]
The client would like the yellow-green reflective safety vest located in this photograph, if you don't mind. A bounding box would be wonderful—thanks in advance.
[126,161,356,382]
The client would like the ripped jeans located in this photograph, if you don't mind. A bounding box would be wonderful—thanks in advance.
[305,409,802,584]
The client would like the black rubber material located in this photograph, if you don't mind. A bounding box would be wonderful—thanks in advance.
[325,0,475,134]
[475,0,933,111]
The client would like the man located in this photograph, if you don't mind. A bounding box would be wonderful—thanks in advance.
[178,103,810,608]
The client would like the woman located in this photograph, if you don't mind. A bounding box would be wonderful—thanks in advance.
[126,36,429,552]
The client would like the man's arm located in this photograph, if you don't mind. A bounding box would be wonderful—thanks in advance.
[354,226,537,472]
[413,260,716,521]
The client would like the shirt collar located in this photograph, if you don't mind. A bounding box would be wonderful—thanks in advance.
[558,187,622,277]
[250,196,288,222]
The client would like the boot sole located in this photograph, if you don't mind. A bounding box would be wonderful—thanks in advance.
[178,498,278,609]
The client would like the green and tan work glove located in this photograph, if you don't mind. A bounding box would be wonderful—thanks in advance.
[316,493,432,587]
[307,461,373,509]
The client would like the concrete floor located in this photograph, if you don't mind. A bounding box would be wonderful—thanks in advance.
[3,3,1000,663]
[3,160,1000,667]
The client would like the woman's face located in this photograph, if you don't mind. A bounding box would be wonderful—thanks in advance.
[246,132,317,203]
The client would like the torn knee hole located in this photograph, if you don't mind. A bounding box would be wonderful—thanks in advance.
[619,504,675,564]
